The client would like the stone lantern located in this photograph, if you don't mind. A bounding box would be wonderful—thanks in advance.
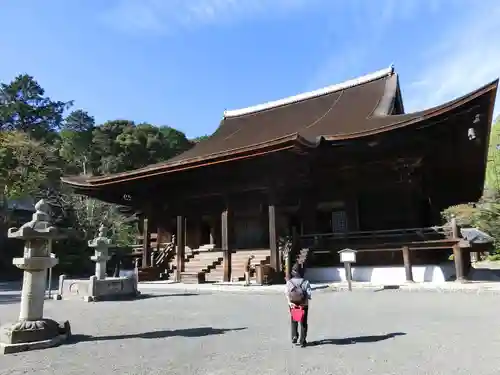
[56,224,140,302]
[0,199,71,355]
[88,224,111,280]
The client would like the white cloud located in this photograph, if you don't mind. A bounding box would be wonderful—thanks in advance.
[100,0,311,35]
[403,3,500,120]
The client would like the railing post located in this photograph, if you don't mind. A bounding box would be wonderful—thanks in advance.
[450,215,467,282]
[150,251,155,267]
[450,215,459,238]
[402,246,414,282]
[453,244,466,282]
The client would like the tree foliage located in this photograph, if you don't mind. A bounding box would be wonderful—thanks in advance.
[0,131,59,199]
[0,74,197,277]
[192,134,210,143]
[0,74,72,141]
[442,116,500,252]
[485,116,500,192]
[59,109,95,175]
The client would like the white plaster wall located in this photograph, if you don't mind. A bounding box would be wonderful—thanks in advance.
[305,263,457,284]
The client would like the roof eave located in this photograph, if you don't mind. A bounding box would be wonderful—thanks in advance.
[61,77,499,190]
[61,135,302,188]
[324,78,499,141]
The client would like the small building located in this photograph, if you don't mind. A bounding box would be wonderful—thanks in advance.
[62,66,498,284]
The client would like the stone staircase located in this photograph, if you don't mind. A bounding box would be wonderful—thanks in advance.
[233,250,271,282]
[204,249,271,283]
[139,243,272,284]
[168,247,199,276]
[180,246,224,283]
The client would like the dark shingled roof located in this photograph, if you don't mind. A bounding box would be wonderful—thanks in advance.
[62,66,499,187]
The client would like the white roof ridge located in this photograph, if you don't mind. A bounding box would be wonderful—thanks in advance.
[223,65,395,119]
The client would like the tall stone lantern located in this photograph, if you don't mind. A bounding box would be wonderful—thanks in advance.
[0,199,71,355]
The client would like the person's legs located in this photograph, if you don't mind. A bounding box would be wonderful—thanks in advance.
[299,306,309,347]
[290,309,299,343]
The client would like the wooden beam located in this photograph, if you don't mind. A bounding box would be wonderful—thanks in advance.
[176,215,185,280]
[221,208,232,282]
[402,246,414,282]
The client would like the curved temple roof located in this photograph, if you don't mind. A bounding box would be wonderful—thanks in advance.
[62,66,499,188]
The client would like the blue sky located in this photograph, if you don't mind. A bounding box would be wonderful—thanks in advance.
[1,0,499,138]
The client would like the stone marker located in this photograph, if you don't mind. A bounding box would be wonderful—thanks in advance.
[0,199,71,355]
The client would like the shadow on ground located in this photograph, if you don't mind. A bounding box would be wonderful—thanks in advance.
[0,281,22,292]
[0,294,21,305]
[308,332,406,346]
[374,285,401,292]
[70,327,247,343]
[137,293,199,300]
[311,285,330,291]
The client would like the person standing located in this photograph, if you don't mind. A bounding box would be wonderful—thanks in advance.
[285,264,312,347]
[244,254,255,286]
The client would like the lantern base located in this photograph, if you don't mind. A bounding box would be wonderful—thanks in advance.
[0,318,71,355]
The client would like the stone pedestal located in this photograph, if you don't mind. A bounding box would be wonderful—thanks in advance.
[0,200,71,355]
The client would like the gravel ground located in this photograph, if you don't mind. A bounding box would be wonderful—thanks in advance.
[1,289,500,375]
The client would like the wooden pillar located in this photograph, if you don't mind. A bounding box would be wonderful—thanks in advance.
[268,202,280,273]
[402,246,414,282]
[453,244,465,282]
[221,208,232,282]
[450,216,467,282]
[176,215,185,280]
[142,218,150,268]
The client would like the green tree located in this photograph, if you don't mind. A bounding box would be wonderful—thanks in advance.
[442,116,500,253]
[0,74,72,141]
[116,123,192,170]
[485,116,500,192]
[90,121,193,174]
[90,120,135,174]
[192,135,209,143]
[59,110,95,175]
[0,131,60,199]
[159,126,194,157]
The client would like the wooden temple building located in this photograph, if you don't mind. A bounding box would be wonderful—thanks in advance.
[62,66,498,284]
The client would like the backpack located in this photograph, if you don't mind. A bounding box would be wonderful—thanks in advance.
[288,279,306,304]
